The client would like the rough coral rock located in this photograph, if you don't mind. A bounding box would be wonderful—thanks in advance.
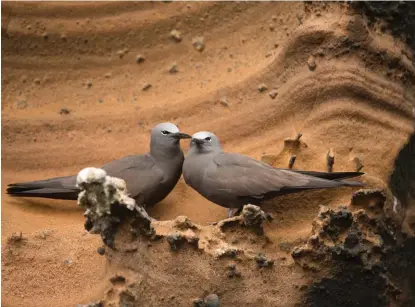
[77,167,153,248]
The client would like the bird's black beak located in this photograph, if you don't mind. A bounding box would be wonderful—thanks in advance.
[171,132,192,140]
[192,138,204,146]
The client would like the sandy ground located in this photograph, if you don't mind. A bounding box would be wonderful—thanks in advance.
[1,2,414,306]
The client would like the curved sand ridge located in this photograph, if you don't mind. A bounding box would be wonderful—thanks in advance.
[2,2,414,307]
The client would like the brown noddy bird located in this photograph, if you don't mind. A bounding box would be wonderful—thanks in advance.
[183,131,364,217]
[7,122,191,207]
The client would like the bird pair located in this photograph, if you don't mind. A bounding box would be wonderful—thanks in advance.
[7,122,363,218]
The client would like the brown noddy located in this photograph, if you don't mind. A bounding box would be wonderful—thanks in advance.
[183,131,364,217]
[7,122,191,208]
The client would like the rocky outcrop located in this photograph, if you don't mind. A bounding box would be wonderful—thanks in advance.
[292,188,415,307]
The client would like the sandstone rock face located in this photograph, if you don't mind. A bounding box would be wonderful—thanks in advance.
[2,2,414,307]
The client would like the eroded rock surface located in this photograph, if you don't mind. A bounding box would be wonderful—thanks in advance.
[292,189,415,307]
[77,167,153,248]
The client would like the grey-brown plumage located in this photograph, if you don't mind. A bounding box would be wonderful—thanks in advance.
[7,123,191,207]
[183,131,364,217]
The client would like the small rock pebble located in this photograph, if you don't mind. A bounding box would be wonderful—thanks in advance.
[204,294,220,307]
[142,83,152,91]
[167,233,183,251]
[255,253,274,268]
[97,247,106,255]
[352,156,364,172]
[219,97,229,107]
[76,301,103,307]
[169,63,178,74]
[227,263,242,278]
[59,108,70,115]
[269,90,278,99]
[64,259,73,266]
[116,49,128,59]
[307,55,316,71]
[109,275,126,284]
[170,29,182,42]
[192,36,205,52]
[136,54,145,64]
[258,83,268,93]
[316,48,325,56]
[193,298,204,307]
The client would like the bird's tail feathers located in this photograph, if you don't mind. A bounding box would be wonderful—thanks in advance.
[290,170,364,181]
[7,175,78,200]
[7,187,79,200]
[337,180,365,187]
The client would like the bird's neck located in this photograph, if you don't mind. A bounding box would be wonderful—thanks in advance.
[150,142,183,162]
[188,147,222,156]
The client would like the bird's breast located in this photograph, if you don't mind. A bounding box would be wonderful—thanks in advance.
[183,155,212,191]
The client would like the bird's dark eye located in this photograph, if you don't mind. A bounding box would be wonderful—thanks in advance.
[205,137,211,141]
[161,130,170,135]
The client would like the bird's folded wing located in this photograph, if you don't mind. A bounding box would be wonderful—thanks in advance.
[102,154,164,199]
[207,153,343,198]
[7,155,164,201]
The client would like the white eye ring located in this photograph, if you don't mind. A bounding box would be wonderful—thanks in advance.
[161,130,170,135]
